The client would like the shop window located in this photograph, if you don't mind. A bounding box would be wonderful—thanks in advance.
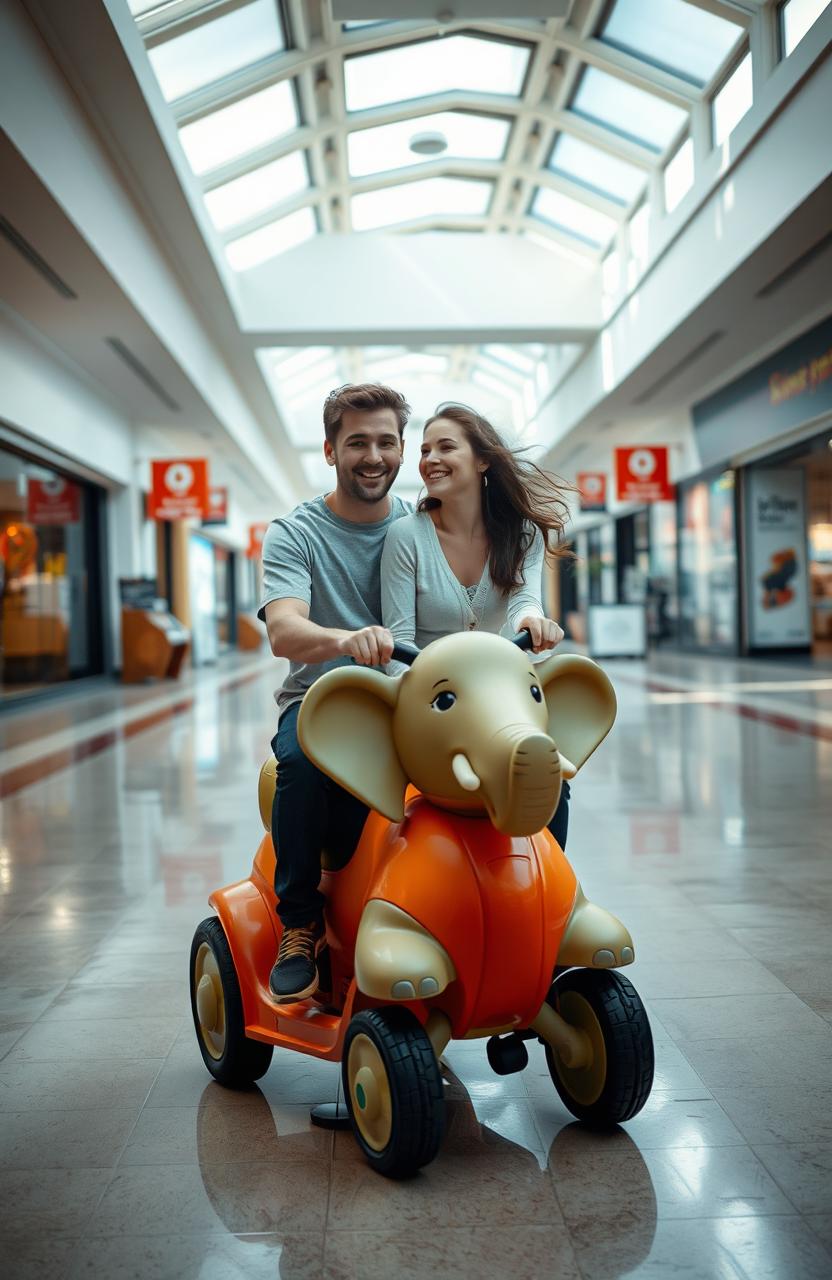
[678,470,738,651]
[0,447,103,698]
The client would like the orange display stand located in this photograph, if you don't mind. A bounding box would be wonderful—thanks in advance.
[121,608,190,683]
[237,613,265,651]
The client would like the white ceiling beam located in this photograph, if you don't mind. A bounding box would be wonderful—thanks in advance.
[553,32,700,107]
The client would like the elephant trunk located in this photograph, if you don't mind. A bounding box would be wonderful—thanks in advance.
[483,726,562,836]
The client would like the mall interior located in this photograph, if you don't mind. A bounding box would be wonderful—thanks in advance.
[1,0,832,1276]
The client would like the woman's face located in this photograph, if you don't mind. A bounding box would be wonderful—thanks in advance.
[419,418,486,500]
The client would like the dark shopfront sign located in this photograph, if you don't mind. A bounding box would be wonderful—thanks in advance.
[693,315,832,469]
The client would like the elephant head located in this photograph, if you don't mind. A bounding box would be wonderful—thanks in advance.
[297,632,616,837]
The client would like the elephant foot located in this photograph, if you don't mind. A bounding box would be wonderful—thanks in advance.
[557,885,635,969]
[354,900,456,1001]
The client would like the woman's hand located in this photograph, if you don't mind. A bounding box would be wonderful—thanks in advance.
[518,615,564,653]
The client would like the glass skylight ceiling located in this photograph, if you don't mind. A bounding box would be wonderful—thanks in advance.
[147,0,284,103]
[178,80,298,176]
[571,66,688,152]
[129,4,768,286]
[348,112,511,178]
[204,151,308,231]
[549,134,645,205]
[602,0,742,88]
[344,36,531,111]
[532,188,618,250]
[352,177,493,231]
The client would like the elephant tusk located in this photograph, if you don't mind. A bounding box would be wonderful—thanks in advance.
[558,752,577,779]
[451,752,480,792]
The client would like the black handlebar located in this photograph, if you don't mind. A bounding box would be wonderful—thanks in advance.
[510,630,535,652]
[390,643,420,666]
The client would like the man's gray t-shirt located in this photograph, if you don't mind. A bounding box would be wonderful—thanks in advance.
[257,494,411,715]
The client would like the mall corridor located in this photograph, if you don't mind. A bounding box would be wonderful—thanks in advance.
[1,648,831,1278]
[3,0,832,1276]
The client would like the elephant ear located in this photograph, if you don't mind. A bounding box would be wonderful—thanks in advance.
[297,666,408,821]
[535,653,616,772]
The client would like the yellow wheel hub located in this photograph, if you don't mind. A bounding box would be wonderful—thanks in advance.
[347,1033,392,1151]
[553,990,607,1107]
[194,942,226,1061]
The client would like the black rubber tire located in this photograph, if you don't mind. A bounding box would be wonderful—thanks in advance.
[190,916,273,1088]
[545,968,653,1126]
[342,1007,445,1179]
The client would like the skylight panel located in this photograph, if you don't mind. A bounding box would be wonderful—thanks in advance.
[344,35,530,112]
[782,0,830,56]
[226,206,316,270]
[366,354,448,379]
[571,66,688,152]
[664,136,694,212]
[549,134,645,205]
[348,112,511,178]
[147,0,284,103]
[712,52,753,145]
[602,0,742,88]
[532,188,618,249]
[204,152,308,231]
[178,81,298,176]
[522,230,595,264]
[351,177,492,230]
[472,368,523,401]
[271,347,332,379]
[282,356,340,396]
[483,345,536,374]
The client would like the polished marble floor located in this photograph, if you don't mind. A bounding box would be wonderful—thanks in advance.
[1,649,831,1279]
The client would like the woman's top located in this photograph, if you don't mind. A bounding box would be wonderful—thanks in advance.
[380,509,545,657]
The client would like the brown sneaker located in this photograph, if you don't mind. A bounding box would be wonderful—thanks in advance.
[269,920,324,1003]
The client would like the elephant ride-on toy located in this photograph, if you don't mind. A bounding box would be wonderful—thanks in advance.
[190,631,654,1178]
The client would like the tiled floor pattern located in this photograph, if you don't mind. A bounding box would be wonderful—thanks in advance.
[1,652,831,1278]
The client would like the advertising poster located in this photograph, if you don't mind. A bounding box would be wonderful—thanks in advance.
[615,447,673,503]
[27,477,81,525]
[149,459,209,520]
[745,469,811,647]
[577,471,607,511]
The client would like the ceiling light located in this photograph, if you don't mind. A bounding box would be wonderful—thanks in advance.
[409,131,449,156]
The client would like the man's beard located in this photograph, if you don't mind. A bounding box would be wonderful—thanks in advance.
[338,463,400,503]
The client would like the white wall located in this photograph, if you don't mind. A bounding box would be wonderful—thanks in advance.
[0,305,148,665]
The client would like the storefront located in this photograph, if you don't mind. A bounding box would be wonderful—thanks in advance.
[694,313,832,658]
[0,442,106,700]
[188,533,238,666]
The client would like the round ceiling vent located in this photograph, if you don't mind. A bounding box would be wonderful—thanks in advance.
[409,131,449,156]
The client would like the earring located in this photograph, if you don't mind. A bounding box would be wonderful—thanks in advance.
[482,472,488,488]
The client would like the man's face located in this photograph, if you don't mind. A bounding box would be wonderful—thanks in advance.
[325,408,404,503]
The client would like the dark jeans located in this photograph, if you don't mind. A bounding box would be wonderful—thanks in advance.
[271,704,571,927]
[271,701,370,928]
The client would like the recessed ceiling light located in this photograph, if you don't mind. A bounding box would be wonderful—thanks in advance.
[409,131,449,156]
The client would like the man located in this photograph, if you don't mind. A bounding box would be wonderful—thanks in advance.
[258,382,411,1002]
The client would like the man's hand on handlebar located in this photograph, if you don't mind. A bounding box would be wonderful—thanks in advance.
[338,626,395,666]
[518,615,565,654]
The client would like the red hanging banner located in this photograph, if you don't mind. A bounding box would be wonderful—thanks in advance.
[149,459,209,520]
[247,522,269,559]
[576,472,607,512]
[615,447,674,503]
[202,486,229,526]
[26,478,81,525]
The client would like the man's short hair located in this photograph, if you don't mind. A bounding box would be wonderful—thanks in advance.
[323,383,411,445]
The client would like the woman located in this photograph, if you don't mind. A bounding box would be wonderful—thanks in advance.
[381,402,573,848]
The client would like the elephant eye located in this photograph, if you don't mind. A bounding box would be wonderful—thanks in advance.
[431,690,457,712]
[530,685,543,703]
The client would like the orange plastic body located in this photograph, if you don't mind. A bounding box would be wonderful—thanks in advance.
[209,794,578,1062]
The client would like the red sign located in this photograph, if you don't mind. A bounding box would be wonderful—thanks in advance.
[27,478,81,525]
[202,486,229,526]
[615,447,673,503]
[247,522,269,559]
[149,459,209,520]
[577,472,607,512]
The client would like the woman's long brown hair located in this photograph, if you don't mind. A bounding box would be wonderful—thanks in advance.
[419,403,573,594]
